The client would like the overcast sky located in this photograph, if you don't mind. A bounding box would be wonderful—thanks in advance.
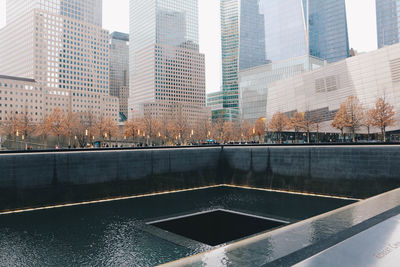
[0,0,377,93]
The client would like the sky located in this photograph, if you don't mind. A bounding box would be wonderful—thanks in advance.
[0,0,377,93]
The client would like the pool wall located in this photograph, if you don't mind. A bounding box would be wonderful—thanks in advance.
[0,146,399,211]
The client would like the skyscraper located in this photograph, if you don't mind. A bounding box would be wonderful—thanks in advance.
[212,0,266,121]
[376,0,400,48]
[129,0,208,124]
[110,32,129,120]
[0,0,118,121]
[260,0,350,63]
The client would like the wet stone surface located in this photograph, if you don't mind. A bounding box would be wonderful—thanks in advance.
[0,186,355,266]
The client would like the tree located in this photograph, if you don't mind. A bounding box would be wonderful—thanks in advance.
[103,117,119,146]
[193,118,212,143]
[289,112,306,143]
[1,115,20,142]
[45,108,66,146]
[16,113,35,143]
[254,118,266,142]
[344,96,364,142]
[331,96,364,142]
[331,103,348,141]
[123,118,141,142]
[75,112,97,148]
[240,120,253,142]
[62,112,80,147]
[369,97,396,142]
[212,118,225,143]
[268,112,289,143]
[93,115,107,142]
[139,113,162,145]
[222,121,235,142]
[364,109,375,141]
[34,116,50,148]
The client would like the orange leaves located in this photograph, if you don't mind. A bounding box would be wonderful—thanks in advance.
[268,112,289,133]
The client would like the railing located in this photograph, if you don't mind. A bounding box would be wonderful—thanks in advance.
[0,142,400,154]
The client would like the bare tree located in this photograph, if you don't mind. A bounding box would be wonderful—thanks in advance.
[222,121,235,143]
[212,118,224,143]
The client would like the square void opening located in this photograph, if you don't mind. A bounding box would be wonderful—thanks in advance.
[149,209,288,246]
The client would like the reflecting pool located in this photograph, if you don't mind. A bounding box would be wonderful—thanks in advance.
[0,186,356,266]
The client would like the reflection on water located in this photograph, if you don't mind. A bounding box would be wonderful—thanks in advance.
[0,186,355,266]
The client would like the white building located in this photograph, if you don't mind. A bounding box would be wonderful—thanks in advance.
[266,43,400,133]
[239,55,325,123]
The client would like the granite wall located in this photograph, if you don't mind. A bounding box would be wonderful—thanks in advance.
[0,146,399,211]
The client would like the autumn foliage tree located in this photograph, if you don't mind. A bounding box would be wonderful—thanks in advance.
[103,117,119,145]
[368,97,396,142]
[289,112,306,143]
[332,96,364,142]
[62,112,80,146]
[240,120,253,141]
[45,108,66,146]
[344,96,364,141]
[268,112,289,143]
[123,118,141,141]
[331,103,347,139]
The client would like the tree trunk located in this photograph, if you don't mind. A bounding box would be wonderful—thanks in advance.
[367,127,371,141]
[382,127,386,142]
[307,131,310,143]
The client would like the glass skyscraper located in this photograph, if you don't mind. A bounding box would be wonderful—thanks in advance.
[212,0,266,121]
[129,0,208,124]
[260,0,350,63]
[110,32,129,120]
[376,0,400,48]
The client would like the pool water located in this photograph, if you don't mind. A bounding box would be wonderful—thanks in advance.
[0,186,356,266]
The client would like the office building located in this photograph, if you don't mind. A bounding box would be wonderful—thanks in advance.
[266,43,400,133]
[129,0,209,125]
[211,0,266,121]
[0,0,119,122]
[239,55,325,123]
[260,0,350,63]
[0,75,43,123]
[376,0,400,48]
[110,32,129,120]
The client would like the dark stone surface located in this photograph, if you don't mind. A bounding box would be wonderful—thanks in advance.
[150,210,287,246]
[162,188,400,266]
[0,145,399,211]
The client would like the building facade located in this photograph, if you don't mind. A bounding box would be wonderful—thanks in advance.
[211,0,266,121]
[266,43,400,133]
[0,75,43,123]
[129,0,209,125]
[376,0,400,48]
[0,0,118,122]
[239,55,325,123]
[110,32,129,120]
[260,0,350,63]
